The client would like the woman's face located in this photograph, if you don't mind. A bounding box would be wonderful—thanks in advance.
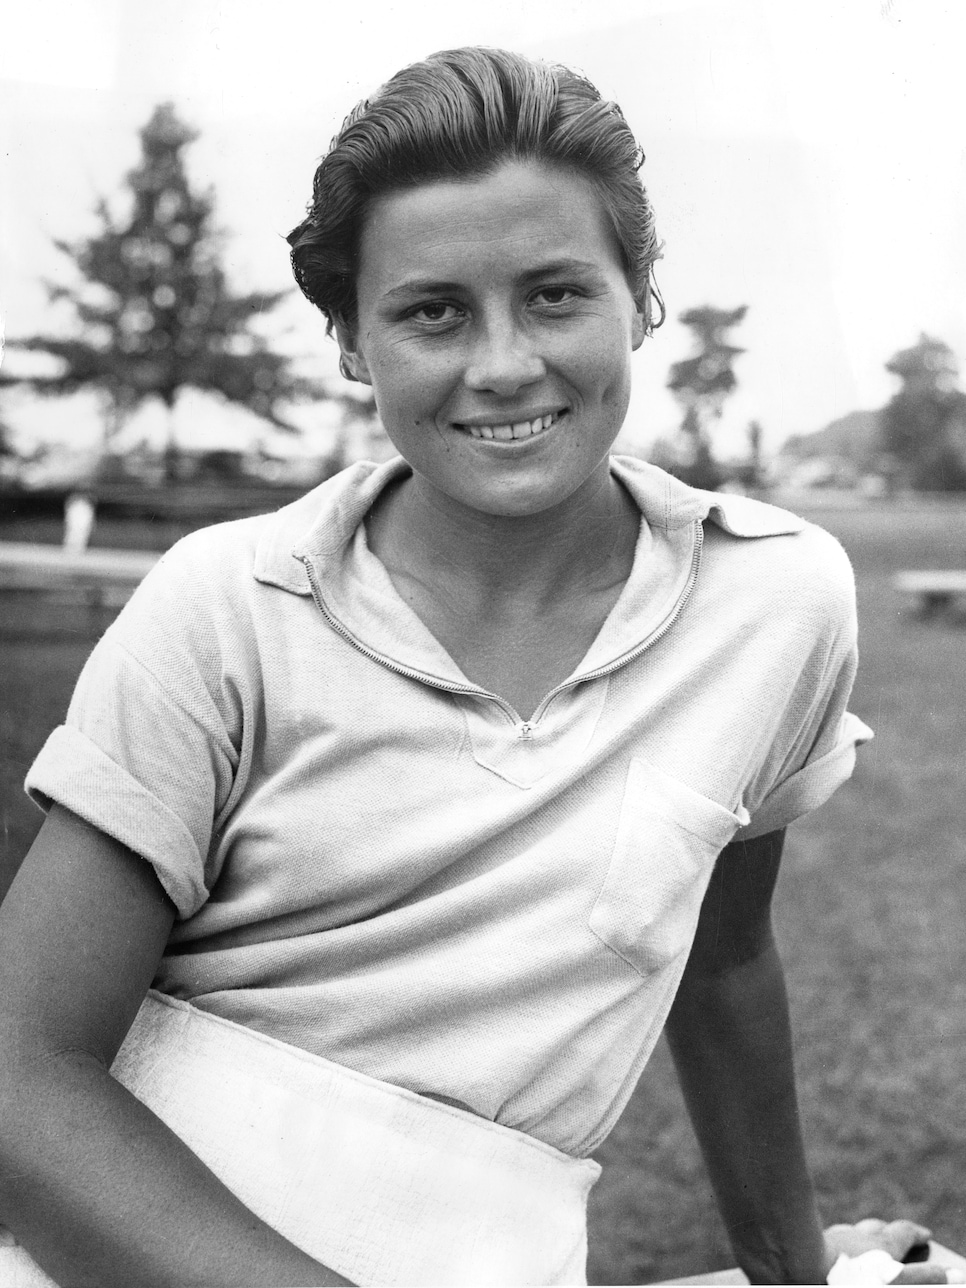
[338,159,646,518]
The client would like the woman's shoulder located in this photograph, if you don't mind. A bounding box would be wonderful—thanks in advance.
[123,513,275,640]
[132,461,390,608]
[611,457,854,598]
[705,489,854,579]
[106,461,398,663]
[699,491,858,643]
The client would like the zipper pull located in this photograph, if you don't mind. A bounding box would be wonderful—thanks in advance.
[519,721,534,741]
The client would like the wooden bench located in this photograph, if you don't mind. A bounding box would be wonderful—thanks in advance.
[894,570,966,617]
[0,542,161,616]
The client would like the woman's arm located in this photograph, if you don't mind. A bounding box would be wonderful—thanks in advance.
[0,805,352,1288]
[665,830,945,1286]
[665,830,829,1285]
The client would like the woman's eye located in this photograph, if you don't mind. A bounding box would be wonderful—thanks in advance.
[532,286,577,307]
[411,302,461,324]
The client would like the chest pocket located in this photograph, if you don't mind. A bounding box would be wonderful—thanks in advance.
[590,758,748,978]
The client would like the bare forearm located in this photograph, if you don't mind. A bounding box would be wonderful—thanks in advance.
[0,1049,351,1288]
[0,809,348,1284]
[665,940,830,1285]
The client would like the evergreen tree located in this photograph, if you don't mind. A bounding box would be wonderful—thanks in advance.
[880,334,966,491]
[666,305,748,489]
[9,103,317,479]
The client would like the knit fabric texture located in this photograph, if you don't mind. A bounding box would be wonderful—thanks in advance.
[26,456,871,1157]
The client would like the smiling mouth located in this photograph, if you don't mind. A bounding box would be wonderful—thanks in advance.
[455,410,566,442]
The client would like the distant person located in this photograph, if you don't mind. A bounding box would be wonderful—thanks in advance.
[0,48,954,1287]
[61,490,95,553]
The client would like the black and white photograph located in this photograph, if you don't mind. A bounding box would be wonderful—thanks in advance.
[1,2,964,1284]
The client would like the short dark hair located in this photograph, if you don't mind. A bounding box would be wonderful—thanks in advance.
[287,46,664,349]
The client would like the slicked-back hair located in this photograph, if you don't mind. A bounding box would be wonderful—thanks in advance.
[287,47,664,352]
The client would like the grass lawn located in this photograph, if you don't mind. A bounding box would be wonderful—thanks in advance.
[2,500,965,1282]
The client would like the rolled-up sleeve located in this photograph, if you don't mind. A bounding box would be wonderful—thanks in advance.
[736,709,873,841]
[733,520,873,842]
[25,560,241,919]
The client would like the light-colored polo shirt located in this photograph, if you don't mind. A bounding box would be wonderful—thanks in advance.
[26,456,871,1158]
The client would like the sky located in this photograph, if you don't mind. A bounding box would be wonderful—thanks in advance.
[0,0,963,462]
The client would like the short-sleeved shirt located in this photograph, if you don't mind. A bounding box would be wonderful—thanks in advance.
[26,456,871,1157]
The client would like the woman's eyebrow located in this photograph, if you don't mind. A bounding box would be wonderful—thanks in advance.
[519,258,604,281]
[382,279,463,301]
[382,260,605,301]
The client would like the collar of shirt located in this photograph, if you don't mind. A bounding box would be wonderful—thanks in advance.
[252,455,805,694]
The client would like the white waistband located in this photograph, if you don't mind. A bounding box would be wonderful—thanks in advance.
[1,991,599,1286]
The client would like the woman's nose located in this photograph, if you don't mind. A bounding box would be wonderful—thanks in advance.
[463,318,545,394]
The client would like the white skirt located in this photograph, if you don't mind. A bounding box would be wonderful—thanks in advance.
[1,990,600,1286]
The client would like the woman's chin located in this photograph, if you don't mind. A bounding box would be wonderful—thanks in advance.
[413,454,617,522]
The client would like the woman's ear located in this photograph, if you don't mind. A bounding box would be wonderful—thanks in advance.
[334,322,372,385]
[630,284,649,351]
[631,305,647,352]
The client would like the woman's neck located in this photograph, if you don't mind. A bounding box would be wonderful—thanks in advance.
[366,461,640,615]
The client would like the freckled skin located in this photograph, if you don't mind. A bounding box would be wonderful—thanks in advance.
[337,160,646,522]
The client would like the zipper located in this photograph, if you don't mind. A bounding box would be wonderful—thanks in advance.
[298,555,521,728]
[526,520,704,725]
[297,519,703,740]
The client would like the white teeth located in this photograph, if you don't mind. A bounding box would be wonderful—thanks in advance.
[461,411,561,440]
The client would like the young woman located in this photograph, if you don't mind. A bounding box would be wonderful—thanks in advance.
[0,47,951,1288]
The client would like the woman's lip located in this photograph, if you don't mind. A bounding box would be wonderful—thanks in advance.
[453,409,567,443]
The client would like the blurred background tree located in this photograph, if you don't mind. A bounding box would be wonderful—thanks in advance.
[879,333,966,491]
[6,103,319,481]
[0,403,14,454]
[725,417,766,492]
[665,304,748,489]
[745,419,763,486]
[0,415,17,474]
